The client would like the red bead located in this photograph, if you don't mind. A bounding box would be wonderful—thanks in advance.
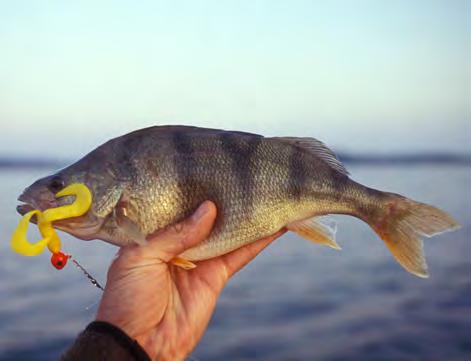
[51,252,70,270]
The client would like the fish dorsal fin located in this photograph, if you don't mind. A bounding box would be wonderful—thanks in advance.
[275,137,349,176]
[287,216,341,250]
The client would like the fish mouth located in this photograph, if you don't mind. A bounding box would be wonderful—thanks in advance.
[16,193,58,216]
[16,196,100,237]
[16,203,36,216]
[17,192,38,216]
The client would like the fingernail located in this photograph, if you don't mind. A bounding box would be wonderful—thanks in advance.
[192,202,209,222]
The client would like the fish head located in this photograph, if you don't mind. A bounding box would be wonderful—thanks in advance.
[16,163,117,241]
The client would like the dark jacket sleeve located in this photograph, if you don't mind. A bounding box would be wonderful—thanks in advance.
[61,321,151,361]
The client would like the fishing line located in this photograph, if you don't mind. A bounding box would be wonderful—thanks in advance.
[84,299,100,311]
[71,257,104,291]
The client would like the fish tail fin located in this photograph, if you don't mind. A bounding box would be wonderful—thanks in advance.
[367,193,460,278]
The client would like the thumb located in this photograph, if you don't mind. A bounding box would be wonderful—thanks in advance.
[147,201,217,262]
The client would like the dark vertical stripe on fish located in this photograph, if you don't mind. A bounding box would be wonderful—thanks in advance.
[114,135,143,182]
[220,133,262,211]
[172,130,197,214]
[288,144,308,200]
[173,131,194,156]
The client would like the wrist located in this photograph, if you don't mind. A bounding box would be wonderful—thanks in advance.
[86,321,151,361]
[135,332,189,361]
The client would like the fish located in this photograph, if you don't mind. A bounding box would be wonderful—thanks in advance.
[16,125,460,277]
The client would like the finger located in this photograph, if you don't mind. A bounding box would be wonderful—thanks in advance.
[146,201,217,262]
[221,229,286,278]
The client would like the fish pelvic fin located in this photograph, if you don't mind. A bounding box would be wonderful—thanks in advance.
[171,257,197,270]
[287,216,341,250]
[371,195,460,278]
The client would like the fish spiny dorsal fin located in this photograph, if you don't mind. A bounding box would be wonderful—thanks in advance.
[275,137,349,176]
[287,216,341,250]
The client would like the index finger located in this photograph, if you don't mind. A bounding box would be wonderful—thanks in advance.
[146,201,217,262]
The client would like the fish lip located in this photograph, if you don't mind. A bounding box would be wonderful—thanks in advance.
[16,192,58,215]
[17,192,37,215]
[16,203,35,216]
[18,192,34,205]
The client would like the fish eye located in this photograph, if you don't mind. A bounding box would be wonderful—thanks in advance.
[48,176,65,193]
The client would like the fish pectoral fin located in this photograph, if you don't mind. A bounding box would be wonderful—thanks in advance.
[115,206,148,246]
[287,216,341,250]
[171,257,197,270]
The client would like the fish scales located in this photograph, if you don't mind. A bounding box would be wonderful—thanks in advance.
[169,131,295,258]
[17,125,459,277]
[108,128,327,258]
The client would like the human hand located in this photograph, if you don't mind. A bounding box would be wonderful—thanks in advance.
[96,201,285,361]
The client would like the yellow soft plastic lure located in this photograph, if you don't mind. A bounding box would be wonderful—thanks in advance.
[10,183,92,260]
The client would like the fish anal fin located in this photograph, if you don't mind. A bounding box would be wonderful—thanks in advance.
[171,257,197,270]
[287,217,341,250]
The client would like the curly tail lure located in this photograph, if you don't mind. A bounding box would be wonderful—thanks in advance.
[11,183,92,270]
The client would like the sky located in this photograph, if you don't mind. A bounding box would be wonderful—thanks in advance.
[0,0,469,158]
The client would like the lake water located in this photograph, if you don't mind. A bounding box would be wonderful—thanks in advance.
[0,165,470,361]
